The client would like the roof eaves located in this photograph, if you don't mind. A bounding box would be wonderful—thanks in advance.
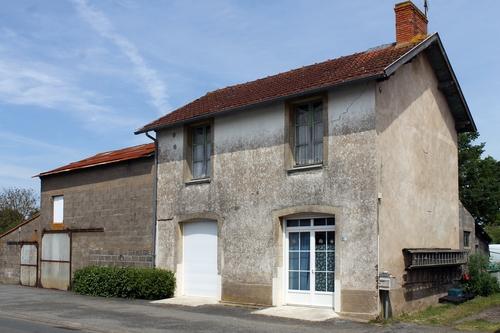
[36,149,155,178]
[384,33,476,133]
[384,33,439,77]
[134,72,386,134]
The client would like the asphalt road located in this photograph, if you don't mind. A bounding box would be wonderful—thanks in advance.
[0,314,92,333]
[0,285,465,333]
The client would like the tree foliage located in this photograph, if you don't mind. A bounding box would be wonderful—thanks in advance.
[458,133,500,232]
[464,253,499,296]
[0,187,39,234]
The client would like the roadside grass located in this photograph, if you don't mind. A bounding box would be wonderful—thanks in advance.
[455,319,500,332]
[397,293,500,332]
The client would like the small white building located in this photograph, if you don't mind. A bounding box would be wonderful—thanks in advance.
[490,245,500,263]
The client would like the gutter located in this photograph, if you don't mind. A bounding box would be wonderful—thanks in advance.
[134,73,383,134]
[145,131,158,268]
[136,32,476,135]
[383,32,476,132]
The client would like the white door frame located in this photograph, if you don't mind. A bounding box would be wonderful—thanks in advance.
[283,217,335,308]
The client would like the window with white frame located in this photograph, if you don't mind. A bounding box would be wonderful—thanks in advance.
[53,195,64,224]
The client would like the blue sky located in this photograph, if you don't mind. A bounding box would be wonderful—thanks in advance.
[0,0,499,194]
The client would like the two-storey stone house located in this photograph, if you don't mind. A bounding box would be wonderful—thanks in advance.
[136,1,476,318]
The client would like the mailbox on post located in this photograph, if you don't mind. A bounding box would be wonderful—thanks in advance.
[378,272,396,290]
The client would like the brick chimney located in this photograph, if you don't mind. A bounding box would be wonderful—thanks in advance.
[395,1,428,44]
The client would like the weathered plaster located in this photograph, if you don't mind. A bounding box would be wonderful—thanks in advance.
[156,81,380,313]
[376,53,459,315]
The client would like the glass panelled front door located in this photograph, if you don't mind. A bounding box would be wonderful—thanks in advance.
[285,217,335,307]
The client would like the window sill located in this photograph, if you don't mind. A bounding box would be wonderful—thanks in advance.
[287,163,323,174]
[185,178,211,186]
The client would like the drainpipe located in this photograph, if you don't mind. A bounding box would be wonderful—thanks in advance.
[145,131,158,268]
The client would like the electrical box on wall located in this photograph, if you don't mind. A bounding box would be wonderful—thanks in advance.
[378,272,396,290]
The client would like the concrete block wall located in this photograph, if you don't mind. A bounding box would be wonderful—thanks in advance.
[0,216,42,284]
[40,157,155,277]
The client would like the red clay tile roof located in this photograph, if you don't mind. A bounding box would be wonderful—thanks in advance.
[136,42,416,133]
[37,143,155,177]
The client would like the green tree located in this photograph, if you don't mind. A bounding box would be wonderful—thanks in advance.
[0,187,39,234]
[0,208,25,234]
[458,133,500,242]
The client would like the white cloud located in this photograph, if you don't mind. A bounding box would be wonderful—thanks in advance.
[73,0,170,116]
[0,163,39,181]
[0,131,79,157]
[0,58,143,131]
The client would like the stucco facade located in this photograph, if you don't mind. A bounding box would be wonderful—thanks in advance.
[156,81,381,315]
[155,51,466,318]
[459,202,491,257]
[376,53,460,314]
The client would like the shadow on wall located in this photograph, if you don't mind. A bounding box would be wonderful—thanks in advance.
[403,266,461,301]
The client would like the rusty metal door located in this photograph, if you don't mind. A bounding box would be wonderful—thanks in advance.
[20,244,37,287]
[41,232,71,290]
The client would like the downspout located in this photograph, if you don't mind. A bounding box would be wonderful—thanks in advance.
[145,131,158,268]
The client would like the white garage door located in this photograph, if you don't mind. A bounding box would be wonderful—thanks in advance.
[183,221,219,298]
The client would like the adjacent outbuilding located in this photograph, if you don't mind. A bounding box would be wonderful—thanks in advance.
[0,143,156,290]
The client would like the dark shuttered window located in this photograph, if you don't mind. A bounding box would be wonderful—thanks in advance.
[294,101,323,166]
[192,125,211,179]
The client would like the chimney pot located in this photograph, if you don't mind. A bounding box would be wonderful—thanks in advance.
[395,1,428,44]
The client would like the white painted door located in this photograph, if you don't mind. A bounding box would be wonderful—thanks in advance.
[285,218,335,307]
[183,221,219,298]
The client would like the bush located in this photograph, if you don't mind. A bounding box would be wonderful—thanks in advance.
[72,266,175,300]
[464,254,499,296]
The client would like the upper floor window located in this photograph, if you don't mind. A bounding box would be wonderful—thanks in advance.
[53,195,64,224]
[192,125,211,179]
[294,100,323,166]
[463,231,470,248]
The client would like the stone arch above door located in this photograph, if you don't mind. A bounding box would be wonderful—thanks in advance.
[271,205,342,309]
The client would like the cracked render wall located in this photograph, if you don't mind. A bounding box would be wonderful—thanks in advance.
[156,81,381,316]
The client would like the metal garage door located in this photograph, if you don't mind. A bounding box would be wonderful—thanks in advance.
[20,244,37,287]
[183,221,219,298]
[41,232,70,290]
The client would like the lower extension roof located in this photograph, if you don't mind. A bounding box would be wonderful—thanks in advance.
[136,33,475,134]
[37,143,155,177]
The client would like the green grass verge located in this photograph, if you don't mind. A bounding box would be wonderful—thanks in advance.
[397,293,500,331]
[455,319,500,332]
